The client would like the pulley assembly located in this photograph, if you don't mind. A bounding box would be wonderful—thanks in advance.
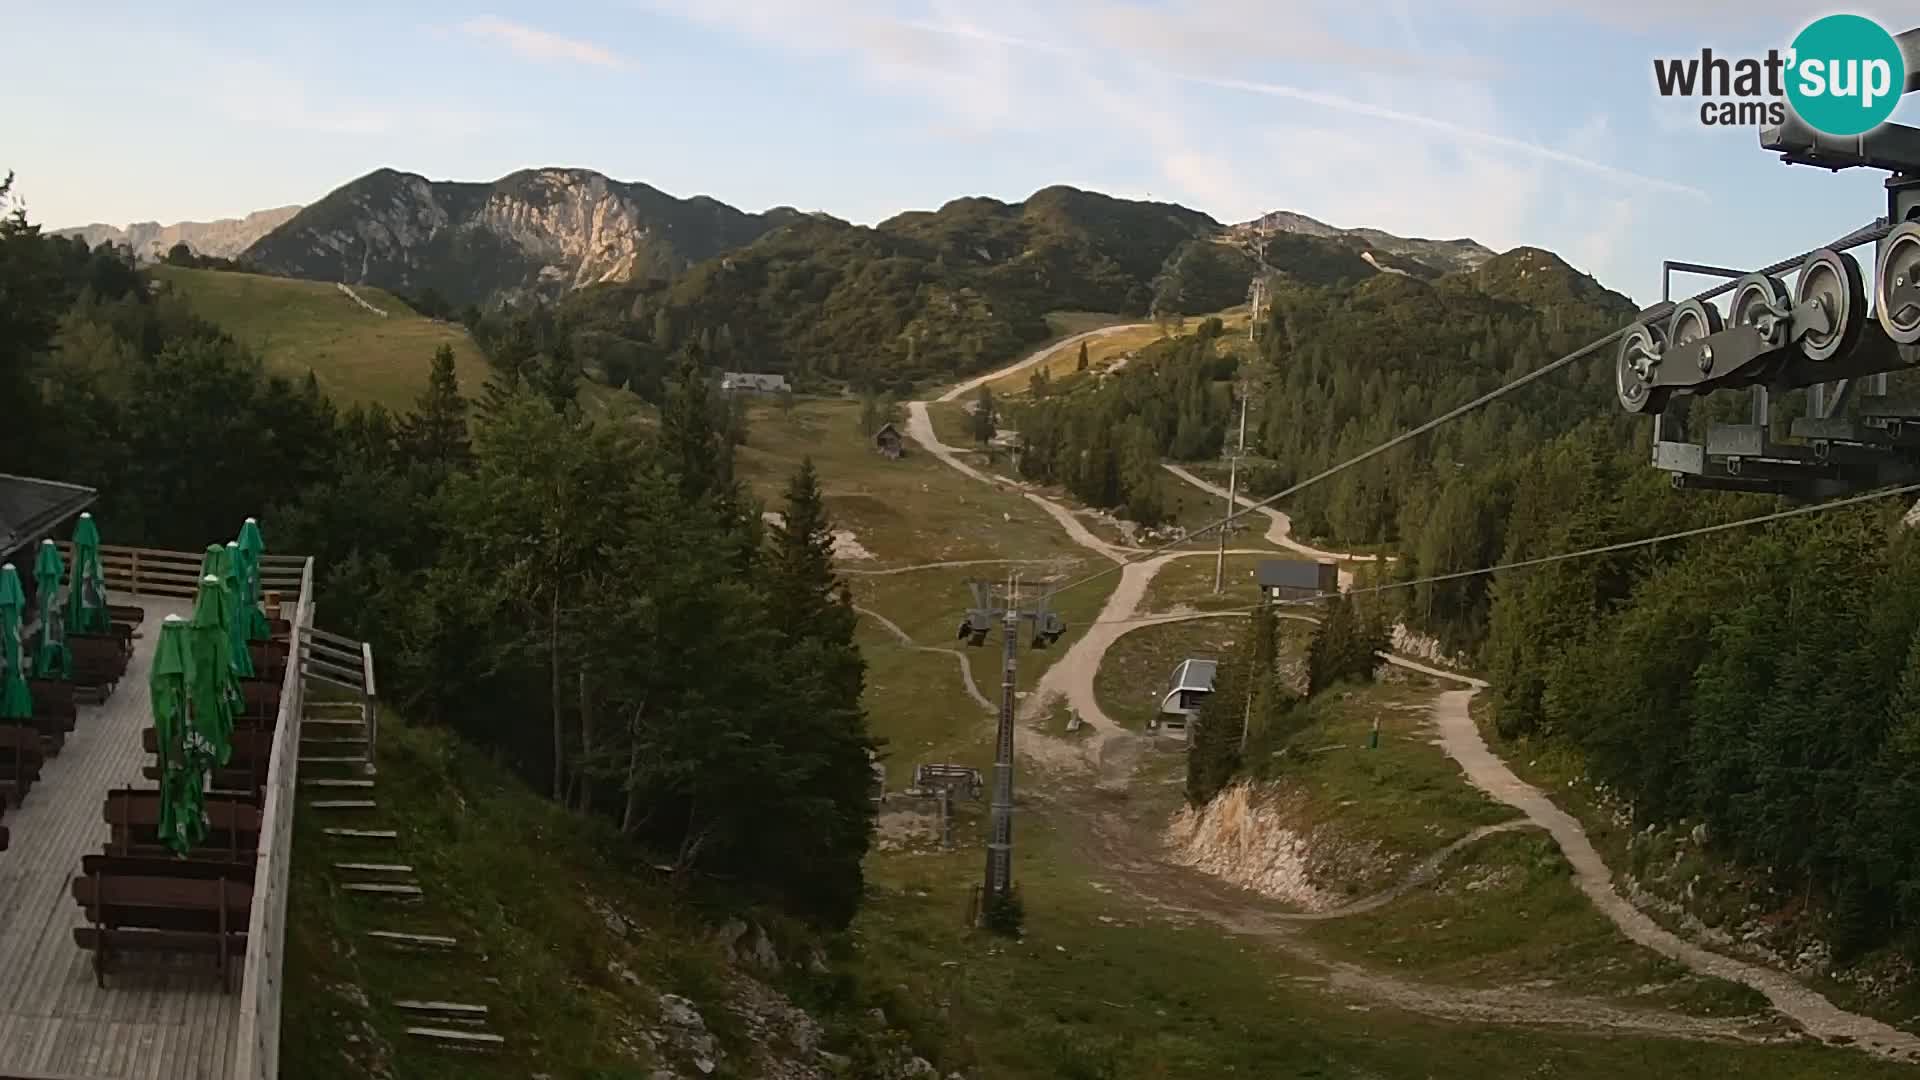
[1621,40,1920,499]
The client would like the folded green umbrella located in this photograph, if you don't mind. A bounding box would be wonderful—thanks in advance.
[66,513,109,635]
[237,518,272,642]
[223,542,254,680]
[188,574,236,769]
[151,616,206,855]
[200,543,227,583]
[31,539,69,679]
[0,565,30,721]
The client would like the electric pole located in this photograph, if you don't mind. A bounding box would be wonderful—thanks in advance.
[1212,385,1250,593]
[958,575,1065,915]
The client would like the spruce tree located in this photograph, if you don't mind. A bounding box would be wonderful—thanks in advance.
[1076,340,1089,371]
[757,457,878,924]
[536,334,579,412]
[1186,656,1244,807]
[400,344,470,468]
[972,386,997,446]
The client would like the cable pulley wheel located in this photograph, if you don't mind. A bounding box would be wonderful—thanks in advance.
[1729,273,1790,345]
[1616,322,1664,414]
[1877,222,1920,345]
[1793,248,1867,362]
[1667,299,1723,375]
[1669,299,1723,344]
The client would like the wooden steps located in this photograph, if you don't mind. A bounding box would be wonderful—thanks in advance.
[301,778,374,789]
[342,882,423,898]
[367,930,457,950]
[396,1000,488,1025]
[322,828,396,840]
[309,799,377,810]
[334,862,412,874]
[405,1027,504,1051]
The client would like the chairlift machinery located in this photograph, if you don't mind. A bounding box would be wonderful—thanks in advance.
[1618,27,1920,498]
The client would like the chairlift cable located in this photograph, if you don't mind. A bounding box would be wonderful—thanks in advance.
[1037,217,1897,607]
[1073,479,1920,629]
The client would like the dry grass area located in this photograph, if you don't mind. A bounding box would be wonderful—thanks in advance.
[151,265,495,411]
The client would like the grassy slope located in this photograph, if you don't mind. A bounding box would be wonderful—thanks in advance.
[284,716,836,1079]
[853,760,1888,1078]
[733,397,1117,786]
[152,266,495,412]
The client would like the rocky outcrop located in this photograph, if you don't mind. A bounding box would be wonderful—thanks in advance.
[1234,209,1492,274]
[241,167,799,306]
[1163,782,1392,909]
[54,206,302,261]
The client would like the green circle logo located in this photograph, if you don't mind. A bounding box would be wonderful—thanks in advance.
[1786,14,1906,136]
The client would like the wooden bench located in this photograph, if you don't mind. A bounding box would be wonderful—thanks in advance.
[248,639,290,681]
[28,679,77,733]
[140,727,268,798]
[0,724,46,808]
[68,635,128,701]
[71,863,252,990]
[143,725,272,762]
[101,788,262,863]
[108,603,146,629]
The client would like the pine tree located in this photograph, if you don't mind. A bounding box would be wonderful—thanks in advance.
[756,457,878,923]
[1186,656,1243,807]
[400,344,470,468]
[1076,340,1089,371]
[535,334,579,412]
[972,386,997,446]
[1307,593,1376,695]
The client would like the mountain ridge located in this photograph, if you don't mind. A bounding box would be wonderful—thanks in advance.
[54,206,302,261]
[241,166,805,306]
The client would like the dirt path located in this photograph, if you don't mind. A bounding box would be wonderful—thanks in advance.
[1427,685,1920,1062]
[904,400,1128,563]
[908,360,1920,1060]
[937,323,1148,403]
[1161,462,1382,572]
[1042,783,1787,1046]
[841,559,1063,577]
[853,605,994,713]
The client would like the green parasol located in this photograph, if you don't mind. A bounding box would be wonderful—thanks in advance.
[188,574,237,768]
[0,565,31,721]
[200,543,227,583]
[32,539,70,679]
[151,616,207,855]
[223,542,254,679]
[66,513,109,635]
[236,517,271,642]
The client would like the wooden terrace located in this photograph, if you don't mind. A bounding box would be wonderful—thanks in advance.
[0,545,323,1080]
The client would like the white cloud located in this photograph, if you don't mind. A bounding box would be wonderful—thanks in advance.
[459,15,630,69]
[210,58,524,137]
[1185,74,1705,199]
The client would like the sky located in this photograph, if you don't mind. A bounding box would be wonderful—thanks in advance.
[9,1,1918,306]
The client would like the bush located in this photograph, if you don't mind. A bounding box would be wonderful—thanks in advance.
[981,885,1024,936]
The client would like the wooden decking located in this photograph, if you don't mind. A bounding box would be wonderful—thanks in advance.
[0,594,240,1080]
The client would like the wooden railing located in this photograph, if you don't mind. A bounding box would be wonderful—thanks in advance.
[232,555,313,1080]
[54,543,307,600]
[304,626,379,766]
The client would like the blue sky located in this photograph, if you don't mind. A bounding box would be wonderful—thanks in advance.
[9,1,1917,306]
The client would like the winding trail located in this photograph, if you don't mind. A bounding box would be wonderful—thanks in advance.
[1161,462,1384,568]
[841,559,1062,577]
[853,605,994,713]
[937,323,1147,403]
[899,336,1920,1062]
[1427,684,1920,1061]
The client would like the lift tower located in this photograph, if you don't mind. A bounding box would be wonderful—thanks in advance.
[1618,27,1920,498]
[958,577,1065,915]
